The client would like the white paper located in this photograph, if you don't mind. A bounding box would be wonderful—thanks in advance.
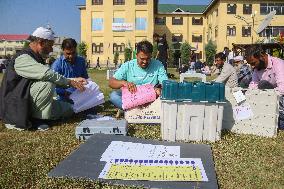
[233,90,246,104]
[70,80,105,113]
[98,157,208,182]
[100,141,180,162]
[233,103,254,121]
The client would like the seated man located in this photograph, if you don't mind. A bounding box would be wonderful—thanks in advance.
[109,40,168,110]
[214,52,238,88]
[52,38,88,102]
[233,55,252,88]
[245,46,284,129]
[0,27,87,131]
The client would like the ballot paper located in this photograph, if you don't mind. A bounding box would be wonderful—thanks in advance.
[100,141,180,162]
[98,157,208,182]
[233,103,254,121]
[70,80,105,113]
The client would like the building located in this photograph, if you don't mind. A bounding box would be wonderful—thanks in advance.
[79,0,284,66]
[0,34,29,58]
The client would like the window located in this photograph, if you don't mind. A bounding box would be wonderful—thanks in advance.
[92,0,103,5]
[113,43,125,53]
[227,4,236,14]
[92,43,103,54]
[172,34,183,43]
[92,18,103,31]
[192,17,203,25]
[197,51,202,60]
[260,3,284,15]
[243,4,252,14]
[242,26,251,37]
[6,47,13,51]
[215,27,218,38]
[135,17,147,30]
[172,17,183,25]
[155,17,166,25]
[113,18,125,23]
[113,0,125,5]
[259,26,284,37]
[192,35,202,43]
[227,26,236,36]
[0,48,4,51]
[136,0,147,5]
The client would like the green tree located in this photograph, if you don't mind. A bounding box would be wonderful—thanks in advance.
[77,41,87,58]
[152,43,158,59]
[113,51,119,66]
[124,47,132,62]
[205,40,217,66]
[180,41,191,65]
[23,41,30,49]
[167,44,175,68]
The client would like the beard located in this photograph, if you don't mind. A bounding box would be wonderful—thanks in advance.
[256,60,266,70]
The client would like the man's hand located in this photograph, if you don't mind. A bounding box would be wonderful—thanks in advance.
[123,81,137,94]
[69,78,86,92]
[154,87,162,97]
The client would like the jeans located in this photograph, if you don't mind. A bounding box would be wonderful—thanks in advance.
[109,90,122,109]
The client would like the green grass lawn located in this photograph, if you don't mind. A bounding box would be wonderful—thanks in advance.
[0,68,284,189]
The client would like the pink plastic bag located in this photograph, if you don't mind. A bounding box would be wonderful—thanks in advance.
[122,84,157,110]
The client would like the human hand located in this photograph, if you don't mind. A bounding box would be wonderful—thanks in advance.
[73,77,88,85]
[154,87,161,97]
[69,79,86,92]
[123,81,137,93]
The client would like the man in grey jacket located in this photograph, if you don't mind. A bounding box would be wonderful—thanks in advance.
[0,27,87,131]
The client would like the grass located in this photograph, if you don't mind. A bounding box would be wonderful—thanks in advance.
[0,68,284,189]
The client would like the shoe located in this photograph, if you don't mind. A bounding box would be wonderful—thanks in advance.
[5,124,25,131]
[31,119,49,131]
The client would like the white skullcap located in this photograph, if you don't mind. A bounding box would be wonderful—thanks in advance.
[31,27,55,40]
[234,55,243,61]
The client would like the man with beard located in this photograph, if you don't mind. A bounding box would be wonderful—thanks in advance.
[0,27,87,131]
[213,52,238,88]
[52,38,88,102]
[245,46,284,129]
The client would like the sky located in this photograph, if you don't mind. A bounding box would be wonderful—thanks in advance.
[0,0,211,42]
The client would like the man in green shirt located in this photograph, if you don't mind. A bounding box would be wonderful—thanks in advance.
[109,40,168,109]
[0,27,87,131]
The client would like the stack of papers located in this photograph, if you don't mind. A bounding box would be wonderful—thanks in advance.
[98,141,208,182]
[70,80,104,113]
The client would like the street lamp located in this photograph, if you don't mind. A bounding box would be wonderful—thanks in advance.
[251,10,257,43]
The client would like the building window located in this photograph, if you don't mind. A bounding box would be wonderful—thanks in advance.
[172,34,183,43]
[260,3,284,15]
[113,18,125,23]
[6,47,14,51]
[227,4,236,14]
[259,26,284,37]
[113,43,125,53]
[136,0,147,5]
[113,0,125,5]
[242,26,251,37]
[92,0,103,5]
[155,17,166,25]
[172,17,183,25]
[197,51,202,60]
[192,17,203,25]
[227,26,236,36]
[215,27,218,38]
[192,35,202,43]
[92,43,103,54]
[92,18,103,31]
[0,48,4,51]
[135,17,147,30]
[243,4,252,14]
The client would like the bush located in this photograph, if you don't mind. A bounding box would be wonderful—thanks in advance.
[113,51,119,65]
[180,41,191,65]
[77,41,87,58]
[124,47,132,62]
[167,44,175,68]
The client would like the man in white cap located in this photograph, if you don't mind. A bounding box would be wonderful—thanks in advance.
[0,27,87,131]
[233,55,252,88]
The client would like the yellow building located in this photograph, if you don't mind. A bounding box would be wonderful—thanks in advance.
[79,0,284,66]
[0,34,29,58]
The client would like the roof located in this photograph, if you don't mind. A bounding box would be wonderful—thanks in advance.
[158,4,207,14]
[0,34,29,41]
[203,0,218,14]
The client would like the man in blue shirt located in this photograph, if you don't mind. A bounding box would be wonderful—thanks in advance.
[109,40,168,109]
[52,38,88,101]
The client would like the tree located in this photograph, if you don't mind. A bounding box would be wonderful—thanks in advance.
[167,44,175,68]
[180,41,191,65]
[205,40,217,66]
[124,47,132,62]
[23,41,30,49]
[113,51,119,66]
[152,43,158,59]
[77,41,87,58]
